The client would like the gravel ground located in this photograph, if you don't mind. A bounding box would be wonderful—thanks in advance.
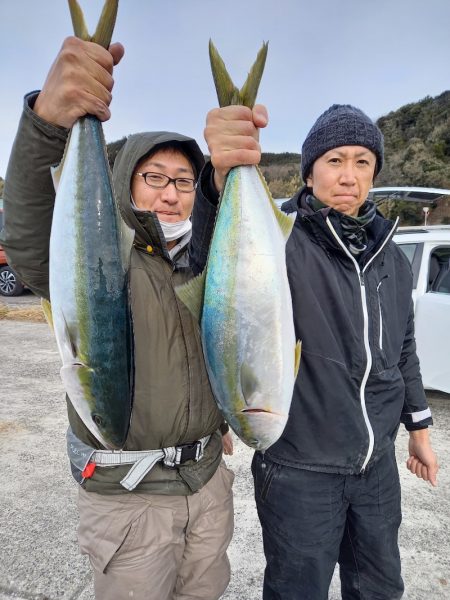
[0,308,449,599]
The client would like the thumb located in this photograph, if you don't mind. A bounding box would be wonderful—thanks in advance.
[109,42,125,66]
[253,104,268,128]
[428,464,438,487]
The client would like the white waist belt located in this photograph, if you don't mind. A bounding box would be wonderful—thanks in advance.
[67,428,211,491]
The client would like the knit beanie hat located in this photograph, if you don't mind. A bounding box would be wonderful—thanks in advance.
[301,104,384,181]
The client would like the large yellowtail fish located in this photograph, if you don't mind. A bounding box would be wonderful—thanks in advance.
[46,0,134,449]
[177,42,300,451]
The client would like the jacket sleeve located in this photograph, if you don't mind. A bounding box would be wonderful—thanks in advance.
[0,92,69,300]
[189,161,220,276]
[399,299,433,431]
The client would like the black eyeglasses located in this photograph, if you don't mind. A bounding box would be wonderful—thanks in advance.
[136,171,197,193]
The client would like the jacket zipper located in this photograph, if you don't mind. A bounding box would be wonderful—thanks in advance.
[325,217,399,472]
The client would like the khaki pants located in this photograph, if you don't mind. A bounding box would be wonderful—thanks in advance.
[77,462,234,600]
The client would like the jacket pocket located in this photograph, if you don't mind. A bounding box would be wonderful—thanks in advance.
[376,275,389,352]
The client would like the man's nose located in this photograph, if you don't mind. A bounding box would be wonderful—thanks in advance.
[339,163,357,184]
[161,181,179,202]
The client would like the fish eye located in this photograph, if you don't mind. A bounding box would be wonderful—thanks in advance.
[92,414,104,428]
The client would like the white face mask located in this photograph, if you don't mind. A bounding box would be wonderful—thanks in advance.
[158,218,192,241]
[130,195,192,241]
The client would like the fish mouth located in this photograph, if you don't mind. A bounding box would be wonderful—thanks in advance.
[240,408,284,417]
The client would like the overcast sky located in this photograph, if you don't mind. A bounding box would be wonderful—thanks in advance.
[1,0,449,177]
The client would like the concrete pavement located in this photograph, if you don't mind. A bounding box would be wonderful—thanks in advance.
[0,315,449,599]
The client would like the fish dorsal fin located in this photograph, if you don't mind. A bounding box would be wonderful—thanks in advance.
[274,205,296,241]
[41,298,54,331]
[255,166,296,241]
[294,341,302,378]
[68,0,118,48]
[209,40,268,108]
[175,271,206,323]
[240,361,260,406]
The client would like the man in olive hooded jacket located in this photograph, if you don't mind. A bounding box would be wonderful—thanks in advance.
[1,37,234,600]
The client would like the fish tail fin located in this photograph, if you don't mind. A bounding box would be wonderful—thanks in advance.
[68,0,90,40]
[68,0,118,48]
[209,40,268,108]
[294,341,302,378]
[175,271,206,323]
[92,0,119,48]
[239,42,269,108]
[209,40,240,106]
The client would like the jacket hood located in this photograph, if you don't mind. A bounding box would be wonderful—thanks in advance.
[112,131,205,250]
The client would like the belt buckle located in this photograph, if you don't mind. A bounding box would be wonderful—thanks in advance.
[176,441,202,464]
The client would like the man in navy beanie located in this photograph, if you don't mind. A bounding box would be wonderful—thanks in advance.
[193,101,438,599]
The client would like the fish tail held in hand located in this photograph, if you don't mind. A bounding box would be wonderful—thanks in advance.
[68,0,118,48]
[209,39,268,108]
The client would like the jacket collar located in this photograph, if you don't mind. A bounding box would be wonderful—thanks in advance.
[285,186,397,263]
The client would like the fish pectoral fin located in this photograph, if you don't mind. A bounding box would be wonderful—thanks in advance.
[50,163,63,194]
[57,312,80,362]
[175,271,206,323]
[240,362,260,407]
[69,0,118,48]
[209,40,268,109]
[294,341,302,378]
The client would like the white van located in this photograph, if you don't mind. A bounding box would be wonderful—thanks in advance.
[393,225,450,394]
[370,187,450,394]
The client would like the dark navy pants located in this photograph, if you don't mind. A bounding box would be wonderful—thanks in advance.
[252,448,404,600]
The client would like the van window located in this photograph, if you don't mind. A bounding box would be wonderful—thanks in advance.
[396,242,423,288]
[398,243,417,265]
[429,246,450,294]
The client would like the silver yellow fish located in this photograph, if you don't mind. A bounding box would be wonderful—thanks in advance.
[177,42,300,451]
[47,0,134,449]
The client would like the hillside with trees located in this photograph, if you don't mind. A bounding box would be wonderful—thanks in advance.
[376,90,450,189]
[2,92,448,225]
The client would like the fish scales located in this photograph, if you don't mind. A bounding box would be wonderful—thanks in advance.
[176,41,299,450]
[50,116,133,450]
[202,166,296,450]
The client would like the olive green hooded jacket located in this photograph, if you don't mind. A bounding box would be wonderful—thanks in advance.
[1,93,224,495]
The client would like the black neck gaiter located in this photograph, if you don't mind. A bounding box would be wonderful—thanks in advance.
[306,194,377,255]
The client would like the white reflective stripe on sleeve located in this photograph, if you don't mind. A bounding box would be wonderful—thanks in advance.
[410,408,432,423]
